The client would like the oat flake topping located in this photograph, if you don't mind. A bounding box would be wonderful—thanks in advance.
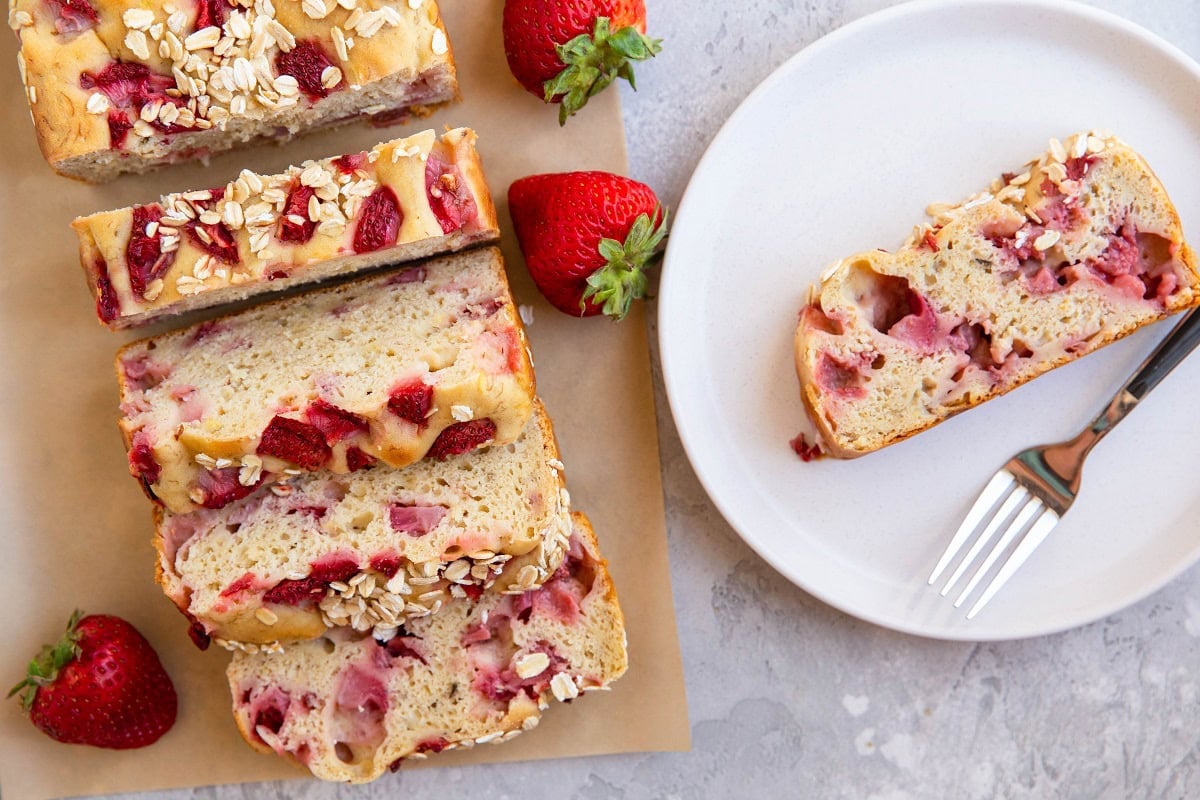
[83,0,418,145]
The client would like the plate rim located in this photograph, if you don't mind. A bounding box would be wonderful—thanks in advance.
[658,0,1200,641]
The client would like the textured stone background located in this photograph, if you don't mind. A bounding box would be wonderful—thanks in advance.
[109,2,1200,798]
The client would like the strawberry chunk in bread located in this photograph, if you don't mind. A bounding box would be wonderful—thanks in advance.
[117,246,535,513]
[795,132,1200,458]
[227,512,626,782]
[157,402,572,648]
[75,128,497,329]
[11,0,458,182]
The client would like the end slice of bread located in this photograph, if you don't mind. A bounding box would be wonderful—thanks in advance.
[795,131,1200,458]
[226,511,627,782]
[13,0,458,182]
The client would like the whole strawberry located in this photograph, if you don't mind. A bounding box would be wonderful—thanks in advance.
[509,171,667,319]
[502,0,662,124]
[9,611,177,749]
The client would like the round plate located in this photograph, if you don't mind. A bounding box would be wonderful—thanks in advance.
[659,0,1200,640]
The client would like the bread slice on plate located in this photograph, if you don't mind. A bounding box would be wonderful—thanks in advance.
[794,131,1200,458]
[12,0,458,181]
[226,511,627,782]
[117,246,534,513]
[157,401,572,648]
[75,128,497,329]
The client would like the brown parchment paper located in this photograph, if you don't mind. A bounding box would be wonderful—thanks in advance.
[0,1,689,797]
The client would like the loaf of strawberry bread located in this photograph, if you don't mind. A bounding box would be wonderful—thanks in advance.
[10,0,457,182]
[227,512,626,781]
[795,131,1200,458]
[158,401,572,648]
[75,128,496,328]
[117,246,534,514]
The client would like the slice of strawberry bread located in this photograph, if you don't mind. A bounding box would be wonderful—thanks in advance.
[227,512,626,782]
[117,246,534,514]
[795,131,1200,458]
[75,128,497,329]
[11,0,457,182]
[157,401,572,648]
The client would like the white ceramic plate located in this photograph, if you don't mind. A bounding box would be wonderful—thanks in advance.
[659,0,1200,640]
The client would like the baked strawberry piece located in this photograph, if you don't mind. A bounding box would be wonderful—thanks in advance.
[75,128,495,329]
[795,132,1200,458]
[157,403,572,648]
[10,0,458,182]
[117,246,535,514]
[226,512,626,782]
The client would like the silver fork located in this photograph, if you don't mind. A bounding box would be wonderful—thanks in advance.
[928,306,1200,620]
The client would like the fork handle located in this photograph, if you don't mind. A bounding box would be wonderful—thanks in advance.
[1087,307,1200,439]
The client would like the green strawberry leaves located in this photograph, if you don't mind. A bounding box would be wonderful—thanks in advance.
[9,610,84,711]
[583,205,669,320]
[545,16,663,125]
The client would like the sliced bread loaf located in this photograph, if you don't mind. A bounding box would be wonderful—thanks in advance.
[157,401,571,647]
[226,512,626,782]
[795,132,1200,457]
[117,246,534,513]
[75,128,497,329]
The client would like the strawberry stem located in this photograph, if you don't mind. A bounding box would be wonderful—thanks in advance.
[9,610,84,711]
[582,205,669,320]
[545,16,663,126]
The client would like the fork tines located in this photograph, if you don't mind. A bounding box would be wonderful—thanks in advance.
[928,471,1060,619]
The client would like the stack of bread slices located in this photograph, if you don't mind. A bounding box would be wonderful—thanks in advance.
[86,131,627,782]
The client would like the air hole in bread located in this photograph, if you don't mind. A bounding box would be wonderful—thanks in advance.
[870,354,886,370]
[321,637,336,654]
[334,742,354,763]
[844,262,918,334]
[1138,231,1175,274]
[443,545,463,558]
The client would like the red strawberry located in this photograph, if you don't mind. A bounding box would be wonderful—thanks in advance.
[387,381,434,426]
[277,182,317,244]
[262,577,325,606]
[502,0,662,124]
[193,0,228,31]
[92,254,120,323]
[256,415,331,469]
[197,466,260,508]
[353,187,403,254]
[274,39,339,101]
[46,0,99,34]
[126,204,175,294]
[10,611,177,749]
[305,399,367,444]
[427,419,497,458]
[508,171,667,319]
